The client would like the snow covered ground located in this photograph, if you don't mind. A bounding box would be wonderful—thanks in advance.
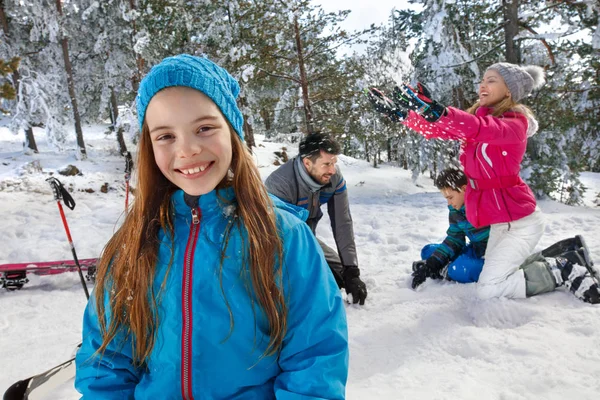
[1,127,600,399]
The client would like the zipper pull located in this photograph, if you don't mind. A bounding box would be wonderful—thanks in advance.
[190,208,200,225]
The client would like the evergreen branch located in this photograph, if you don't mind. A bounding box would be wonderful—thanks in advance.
[441,27,563,70]
[269,53,297,62]
[518,23,556,65]
[305,31,368,59]
[553,86,600,93]
[311,95,349,105]
[257,68,300,84]
[440,42,505,68]
[23,50,43,57]
[525,0,588,16]
[307,73,340,84]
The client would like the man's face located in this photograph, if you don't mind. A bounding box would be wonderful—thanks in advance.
[441,185,466,210]
[303,150,338,185]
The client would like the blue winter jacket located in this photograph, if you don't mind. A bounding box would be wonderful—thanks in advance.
[75,188,349,399]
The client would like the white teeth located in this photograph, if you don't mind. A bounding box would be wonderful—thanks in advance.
[181,165,208,175]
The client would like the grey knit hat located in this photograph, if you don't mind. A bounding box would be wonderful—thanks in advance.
[486,62,545,102]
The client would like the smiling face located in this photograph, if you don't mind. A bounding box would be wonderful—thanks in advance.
[145,86,233,196]
[303,150,338,185]
[441,186,466,211]
[479,70,511,107]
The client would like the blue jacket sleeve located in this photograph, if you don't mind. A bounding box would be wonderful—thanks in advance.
[74,293,141,399]
[429,207,467,267]
[274,222,349,399]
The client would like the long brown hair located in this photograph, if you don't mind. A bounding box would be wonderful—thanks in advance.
[466,95,534,119]
[93,123,286,366]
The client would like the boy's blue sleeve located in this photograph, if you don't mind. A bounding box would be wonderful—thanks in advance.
[75,293,141,399]
[429,207,466,266]
[274,221,349,400]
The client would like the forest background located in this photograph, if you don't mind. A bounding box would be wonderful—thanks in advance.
[0,0,598,205]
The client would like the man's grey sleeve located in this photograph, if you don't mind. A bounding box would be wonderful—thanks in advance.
[328,176,358,268]
[265,172,294,204]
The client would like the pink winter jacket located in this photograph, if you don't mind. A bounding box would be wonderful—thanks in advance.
[404,106,537,228]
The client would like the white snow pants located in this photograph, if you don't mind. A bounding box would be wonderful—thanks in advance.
[476,208,546,300]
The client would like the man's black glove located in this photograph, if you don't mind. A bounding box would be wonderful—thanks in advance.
[365,87,408,123]
[395,82,447,123]
[343,266,367,305]
[411,258,444,289]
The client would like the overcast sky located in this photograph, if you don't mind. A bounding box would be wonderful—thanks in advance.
[316,0,411,32]
[315,1,417,55]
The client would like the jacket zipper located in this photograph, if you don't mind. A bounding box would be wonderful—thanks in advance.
[181,207,200,400]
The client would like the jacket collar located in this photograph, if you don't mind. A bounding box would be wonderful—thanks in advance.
[295,156,327,192]
[475,107,493,117]
[171,187,236,217]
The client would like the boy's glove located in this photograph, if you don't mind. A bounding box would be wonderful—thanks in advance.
[396,82,447,123]
[343,266,367,305]
[411,258,444,289]
[366,87,408,122]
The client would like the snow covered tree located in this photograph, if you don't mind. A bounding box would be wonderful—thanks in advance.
[0,0,38,152]
[54,0,86,157]
[215,0,371,140]
[385,0,598,202]
[0,56,18,111]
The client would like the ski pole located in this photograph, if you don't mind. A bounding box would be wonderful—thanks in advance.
[124,151,133,210]
[46,177,90,300]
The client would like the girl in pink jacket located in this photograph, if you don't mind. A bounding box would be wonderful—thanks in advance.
[368,62,599,304]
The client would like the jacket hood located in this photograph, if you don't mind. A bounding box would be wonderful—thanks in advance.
[512,105,539,137]
[269,194,309,222]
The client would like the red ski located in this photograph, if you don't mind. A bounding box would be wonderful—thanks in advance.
[0,258,97,290]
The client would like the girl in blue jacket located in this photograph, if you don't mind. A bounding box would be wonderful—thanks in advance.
[74,54,349,399]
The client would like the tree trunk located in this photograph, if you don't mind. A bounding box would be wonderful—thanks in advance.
[55,0,86,157]
[260,108,271,131]
[0,0,8,34]
[387,138,392,161]
[110,88,128,156]
[243,116,256,151]
[1,0,38,153]
[293,16,314,135]
[128,0,143,92]
[236,94,255,150]
[24,127,38,153]
[502,0,521,64]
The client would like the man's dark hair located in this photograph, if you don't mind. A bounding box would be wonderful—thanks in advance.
[434,168,467,191]
[299,132,341,162]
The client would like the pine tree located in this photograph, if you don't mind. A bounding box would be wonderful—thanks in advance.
[0,56,18,111]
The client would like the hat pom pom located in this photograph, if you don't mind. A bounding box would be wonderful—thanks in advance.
[523,65,545,90]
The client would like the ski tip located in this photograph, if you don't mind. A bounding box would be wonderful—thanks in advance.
[3,378,31,400]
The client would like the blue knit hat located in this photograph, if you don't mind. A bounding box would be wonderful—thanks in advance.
[136,54,244,140]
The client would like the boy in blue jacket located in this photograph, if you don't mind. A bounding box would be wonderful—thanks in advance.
[412,168,490,289]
